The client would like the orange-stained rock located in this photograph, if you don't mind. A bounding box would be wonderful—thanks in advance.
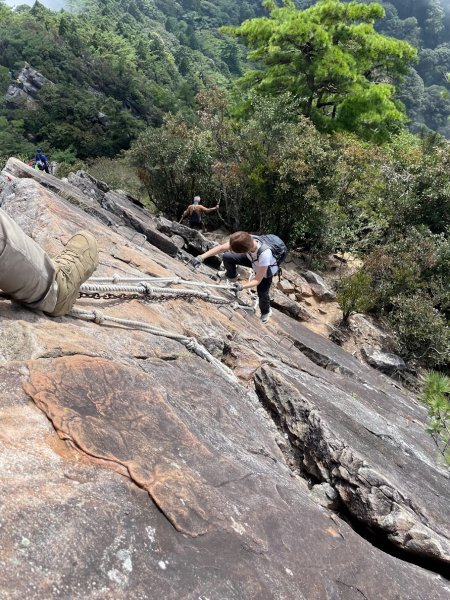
[1,162,449,599]
[224,342,263,381]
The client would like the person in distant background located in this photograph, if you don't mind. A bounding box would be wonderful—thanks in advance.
[180,196,219,231]
[33,148,50,174]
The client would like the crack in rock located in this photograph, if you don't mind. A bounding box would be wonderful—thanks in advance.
[253,365,450,570]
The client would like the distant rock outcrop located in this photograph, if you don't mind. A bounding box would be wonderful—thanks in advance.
[5,64,49,108]
[1,158,449,599]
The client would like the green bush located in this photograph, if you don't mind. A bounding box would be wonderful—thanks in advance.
[87,156,149,206]
[389,293,450,368]
[337,271,377,323]
[420,371,450,464]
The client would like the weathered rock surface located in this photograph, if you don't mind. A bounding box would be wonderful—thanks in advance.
[5,64,48,108]
[310,482,340,510]
[302,269,337,301]
[362,345,407,374]
[155,216,220,265]
[283,270,314,298]
[272,288,313,321]
[1,161,449,599]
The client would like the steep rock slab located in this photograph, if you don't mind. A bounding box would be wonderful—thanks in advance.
[0,314,448,599]
[24,355,248,538]
[156,216,221,264]
[4,158,120,227]
[66,171,180,257]
[5,360,448,600]
[0,165,450,597]
[254,364,450,566]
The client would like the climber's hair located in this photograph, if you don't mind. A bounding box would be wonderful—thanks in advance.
[230,231,253,253]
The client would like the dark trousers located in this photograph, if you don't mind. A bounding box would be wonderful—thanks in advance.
[223,252,272,315]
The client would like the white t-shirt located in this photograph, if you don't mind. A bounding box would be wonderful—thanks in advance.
[247,241,278,277]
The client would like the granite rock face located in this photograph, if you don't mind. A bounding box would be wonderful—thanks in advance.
[302,269,337,301]
[1,160,449,599]
[362,345,407,374]
[5,64,48,108]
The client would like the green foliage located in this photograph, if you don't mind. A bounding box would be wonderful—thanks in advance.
[389,294,450,368]
[86,155,148,205]
[24,83,141,159]
[372,0,450,136]
[0,65,11,94]
[224,0,416,141]
[0,115,35,157]
[363,230,446,307]
[359,228,449,369]
[337,270,376,323]
[52,145,85,177]
[0,0,257,160]
[420,370,450,463]
[128,113,218,216]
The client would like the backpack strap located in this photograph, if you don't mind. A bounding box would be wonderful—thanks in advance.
[251,235,277,271]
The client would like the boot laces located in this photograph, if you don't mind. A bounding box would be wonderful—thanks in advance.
[55,248,84,273]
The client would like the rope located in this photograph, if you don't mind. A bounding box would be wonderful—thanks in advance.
[80,282,231,305]
[69,308,239,386]
[86,275,236,291]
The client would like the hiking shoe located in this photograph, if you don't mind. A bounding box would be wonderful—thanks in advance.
[260,309,272,324]
[217,270,238,282]
[48,230,98,316]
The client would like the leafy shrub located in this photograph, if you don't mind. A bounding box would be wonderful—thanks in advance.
[389,293,450,368]
[420,371,450,464]
[337,271,377,323]
[87,156,149,206]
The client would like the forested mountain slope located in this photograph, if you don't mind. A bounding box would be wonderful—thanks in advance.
[0,0,263,158]
[374,0,450,135]
[3,0,450,160]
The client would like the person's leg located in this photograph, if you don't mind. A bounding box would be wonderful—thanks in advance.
[222,252,252,278]
[257,275,273,316]
[0,208,58,312]
[0,208,99,315]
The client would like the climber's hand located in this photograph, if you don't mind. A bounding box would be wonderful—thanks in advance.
[233,282,243,292]
[189,256,202,269]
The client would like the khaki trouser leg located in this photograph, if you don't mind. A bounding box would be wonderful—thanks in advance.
[0,208,58,312]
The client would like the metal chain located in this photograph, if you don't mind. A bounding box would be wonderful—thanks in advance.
[79,292,139,301]
[79,290,233,305]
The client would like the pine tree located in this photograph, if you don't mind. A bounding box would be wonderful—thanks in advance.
[224,0,417,141]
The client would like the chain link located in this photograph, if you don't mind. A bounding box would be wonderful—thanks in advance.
[79,292,139,300]
[78,291,231,304]
[78,285,254,309]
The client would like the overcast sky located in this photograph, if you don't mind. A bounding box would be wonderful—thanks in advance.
[3,0,67,9]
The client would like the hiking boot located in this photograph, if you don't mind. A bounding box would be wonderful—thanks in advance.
[260,309,272,324]
[217,270,238,282]
[48,230,98,317]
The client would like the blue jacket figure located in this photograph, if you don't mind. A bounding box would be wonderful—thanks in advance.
[33,149,50,174]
